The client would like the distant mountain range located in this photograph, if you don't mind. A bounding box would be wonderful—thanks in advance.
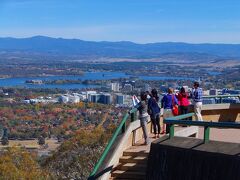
[0,36,240,60]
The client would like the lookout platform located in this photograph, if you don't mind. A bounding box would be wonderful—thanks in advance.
[89,101,240,180]
[110,127,240,180]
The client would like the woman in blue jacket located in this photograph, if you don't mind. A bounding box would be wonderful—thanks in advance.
[148,89,161,138]
[161,87,178,133]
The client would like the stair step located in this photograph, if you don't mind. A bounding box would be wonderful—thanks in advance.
[111,170,146,179]
[117,163,147,171]
[119,156,147,163]
[123,151,148,157]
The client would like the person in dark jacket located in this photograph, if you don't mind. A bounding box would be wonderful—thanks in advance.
[137,92,150,145]
[148,89,161,138]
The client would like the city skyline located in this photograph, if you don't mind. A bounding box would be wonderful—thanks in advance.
[0,0,240,43]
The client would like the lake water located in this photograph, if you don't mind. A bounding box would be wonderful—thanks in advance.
[0,72,194,89]
[207,71,222,76]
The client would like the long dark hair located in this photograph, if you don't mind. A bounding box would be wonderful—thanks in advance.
[151,89,159,101]
[180,87,187,97]
[140,92,147,102]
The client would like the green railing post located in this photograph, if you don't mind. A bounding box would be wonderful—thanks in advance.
[204,126,210,143]
[169,124,174,138]
[131,112,136,122]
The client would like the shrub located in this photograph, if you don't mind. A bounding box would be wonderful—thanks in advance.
[38,136,45,145]
[0,147,52,179]
[1,137,9,145]
[42,127,112,179]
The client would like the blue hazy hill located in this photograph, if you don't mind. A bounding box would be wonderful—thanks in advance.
[0,36,240,59]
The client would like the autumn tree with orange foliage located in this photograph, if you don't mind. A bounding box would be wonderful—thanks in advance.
[0,147,52,179]
[42,126,116,179]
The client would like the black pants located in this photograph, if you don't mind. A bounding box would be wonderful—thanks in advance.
[179,106,190,120]
[179,106,188,115]
[151,114,160,134]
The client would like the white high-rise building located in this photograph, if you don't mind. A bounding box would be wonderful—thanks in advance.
[89,93,101,103]
[68,95,80,103]
[111,83,120,92]
[59,94,80,103]
[88,93,112,104]
[86,91,97,101]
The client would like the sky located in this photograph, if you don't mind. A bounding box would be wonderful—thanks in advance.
[0,0,240,43]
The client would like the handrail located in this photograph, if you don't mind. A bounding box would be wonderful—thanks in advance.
[202,95,240,98]
[88,107,138,180]
[164,113,240,143]
[165,113,195,121]
[165,119,240,128]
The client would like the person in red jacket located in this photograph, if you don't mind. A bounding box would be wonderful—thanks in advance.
[176,87,190,117]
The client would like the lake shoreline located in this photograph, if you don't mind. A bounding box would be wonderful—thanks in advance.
[0,71,196,89]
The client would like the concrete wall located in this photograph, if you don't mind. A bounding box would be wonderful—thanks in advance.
[201,104,240,122]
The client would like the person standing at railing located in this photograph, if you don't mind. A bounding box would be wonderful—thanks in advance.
[137,92,150,145]
[148,89,161,138]
[161,88,178,133]
[176,87,190,119]
[191,81,203,121]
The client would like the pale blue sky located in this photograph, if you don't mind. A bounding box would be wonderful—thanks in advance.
[0,0,240,43]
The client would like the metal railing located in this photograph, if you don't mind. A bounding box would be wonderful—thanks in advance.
[203,95,240,98]
[164,113,240,143]
[88,107,138,180]
[202,94,240,104]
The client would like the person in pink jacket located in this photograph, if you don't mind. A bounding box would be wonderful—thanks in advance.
[176,87,190,117]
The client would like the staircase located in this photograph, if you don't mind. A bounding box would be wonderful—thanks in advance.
[110,140,150,180]
[109,126,198,180]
